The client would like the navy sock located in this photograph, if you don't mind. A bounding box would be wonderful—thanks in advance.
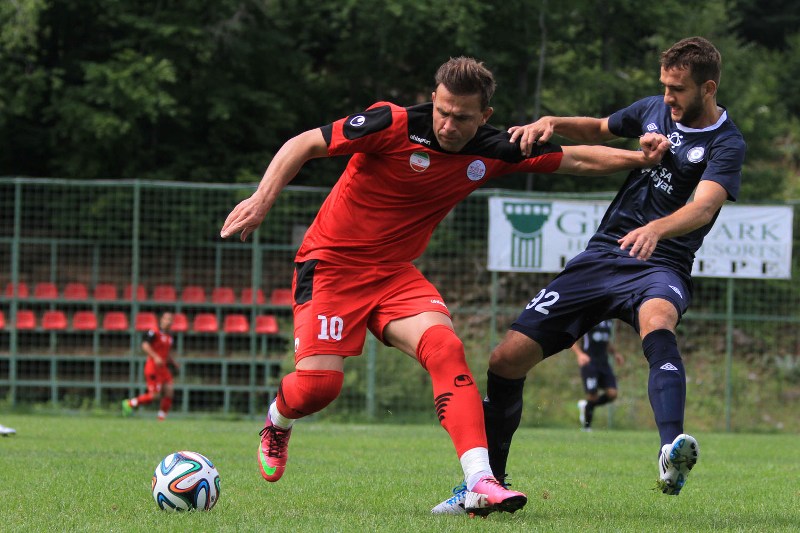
[642,329,686,446]
[484,370,525,477]
[585,394,610,427]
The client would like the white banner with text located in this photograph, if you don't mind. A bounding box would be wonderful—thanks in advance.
[487,197,793,279]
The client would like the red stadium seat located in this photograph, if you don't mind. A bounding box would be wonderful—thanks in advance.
[240,287,266,305]
[152,284,177,302]
[181,285,207,303]
[211,287,236,304]
[270,288,293,306]
[103,311,129,331]
[135,311,158,332]
[255,314,279,335]
[34,282,58,299]
[171,312,189,332]
[4,282,29,298]
[93,283,118,301]
[42,310,68,330]
[72,311,98,331]
[15,310,36,330]
[124,284,147,301]
[223,314,250,333]
[193,313,218,332]
[63,282,89,300]
[0,310,5,329]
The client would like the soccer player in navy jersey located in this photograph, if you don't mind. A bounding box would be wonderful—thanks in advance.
[572,320,624,431]
[221,56,668,516]
[432,38,744,510]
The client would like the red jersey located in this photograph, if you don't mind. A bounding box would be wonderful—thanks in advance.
[295,102,564,265]
[143,328,173,361]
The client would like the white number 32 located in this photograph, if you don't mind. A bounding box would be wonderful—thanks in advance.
[525,289,559,315]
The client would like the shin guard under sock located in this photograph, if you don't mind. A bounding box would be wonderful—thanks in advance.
[159,396,173,414]
[276,369,344,419]
[484,370,525,477]
[643,329,686,445]
[134,392,154,406]
[417,325,485,457]
[585,394,611,428]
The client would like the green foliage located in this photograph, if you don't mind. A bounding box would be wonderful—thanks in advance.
[0,0,798,199]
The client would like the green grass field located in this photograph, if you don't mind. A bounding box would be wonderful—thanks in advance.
[0,414,797,532]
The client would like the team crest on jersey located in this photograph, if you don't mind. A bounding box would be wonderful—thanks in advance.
[686,146,705,163]
[349,115,366,127]
[409,152,430,172]
[467,159,486,181]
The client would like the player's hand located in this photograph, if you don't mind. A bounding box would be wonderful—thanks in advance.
[508,117,555,157]
[614,353,625,367]
[618,224,661,261]
[577,352,590,367]
[639,132,670,166]
[220,194,268,241]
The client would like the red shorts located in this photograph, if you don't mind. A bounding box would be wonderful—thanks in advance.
[291,260,450,361]
[144,357,173,393]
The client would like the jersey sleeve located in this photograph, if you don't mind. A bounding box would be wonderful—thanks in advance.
[319,102,401,157]
[703,136,746,201]
[607,97,660,138]
[143,330,156,344]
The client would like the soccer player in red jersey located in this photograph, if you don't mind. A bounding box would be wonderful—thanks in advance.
[122,312,178,421]
[221,57,668,516]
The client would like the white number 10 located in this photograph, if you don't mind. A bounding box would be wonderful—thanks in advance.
[317,315,344,341]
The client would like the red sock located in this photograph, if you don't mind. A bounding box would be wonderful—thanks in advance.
[417,324,486,457]
[135,392,154,406]
[159,396,173,414]
[276,369,344,419]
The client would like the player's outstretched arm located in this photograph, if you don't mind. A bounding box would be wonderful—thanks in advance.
[220,129,328,241]
[556,132,669,176]
[571,342,590,367]
[618,180,729,260]
[509,116,616,156]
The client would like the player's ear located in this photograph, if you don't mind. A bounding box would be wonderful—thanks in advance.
[431,90,437,103]
[481,106,493,125]
[702,80,717,99]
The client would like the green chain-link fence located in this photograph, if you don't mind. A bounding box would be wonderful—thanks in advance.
[1,178,798,433]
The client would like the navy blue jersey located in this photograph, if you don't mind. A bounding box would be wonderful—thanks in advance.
[589,96,746,276]
[580,320,614,362]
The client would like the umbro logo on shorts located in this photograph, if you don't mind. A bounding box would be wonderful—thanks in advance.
[660,362,679,372]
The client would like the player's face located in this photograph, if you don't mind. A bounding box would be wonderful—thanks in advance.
[160,313,173,331]
[431,84,493,152]
[660,66,705,127]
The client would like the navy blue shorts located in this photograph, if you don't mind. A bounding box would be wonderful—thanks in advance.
[510,249,692,358]
[580,361,617,394]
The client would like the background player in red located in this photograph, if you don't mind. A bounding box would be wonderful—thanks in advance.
[220,56,668,516]
[571,320,624,431]
[122,311,178,421]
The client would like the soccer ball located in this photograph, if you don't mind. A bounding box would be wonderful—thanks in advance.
[151,451,220,511]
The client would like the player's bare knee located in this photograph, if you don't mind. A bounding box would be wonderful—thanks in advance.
[606,389,618,401]
[489,334,541,376]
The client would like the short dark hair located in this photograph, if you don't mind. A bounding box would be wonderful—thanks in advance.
[434,57,496,110]
[661,37,721,86]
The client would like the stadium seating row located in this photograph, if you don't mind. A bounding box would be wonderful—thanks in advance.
[0,310,279,335]
[3,282,292,305]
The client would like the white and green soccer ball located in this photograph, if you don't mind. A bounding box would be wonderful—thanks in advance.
[152,451,220,511]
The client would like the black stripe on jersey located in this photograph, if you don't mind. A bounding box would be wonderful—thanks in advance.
[320,105,393,145]
[406,102,562,161]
